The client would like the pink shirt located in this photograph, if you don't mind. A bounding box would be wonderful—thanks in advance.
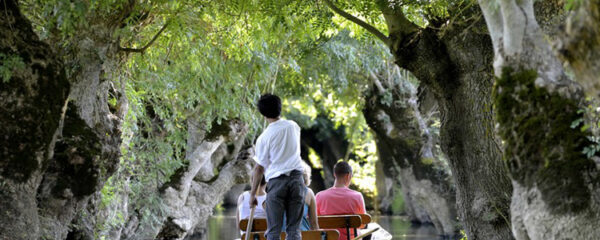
[316,187,366,240]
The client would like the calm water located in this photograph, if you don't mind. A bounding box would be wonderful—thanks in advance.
[206,207,440,240]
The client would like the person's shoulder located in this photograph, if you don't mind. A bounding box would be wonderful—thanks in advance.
[341,188,363,198]
[238,191,249,202]
[315,188,334,199]
[282,119,300,129]
[305,188,315,200]
[315,188,327,199]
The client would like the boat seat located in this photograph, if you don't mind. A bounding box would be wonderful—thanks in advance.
[317,215,362,240]
[239,218,268,232]
[239,215,368,240]
[241,230,339,240]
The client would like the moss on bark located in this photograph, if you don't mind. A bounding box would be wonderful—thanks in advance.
[494,68,596,214]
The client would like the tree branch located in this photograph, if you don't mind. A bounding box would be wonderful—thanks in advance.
[119,22,170,53]
[321,0,390,45]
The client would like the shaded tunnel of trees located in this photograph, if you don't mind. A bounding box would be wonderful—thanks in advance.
[2,0,600,239]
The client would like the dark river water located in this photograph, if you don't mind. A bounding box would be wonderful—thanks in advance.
[206,207,440,240]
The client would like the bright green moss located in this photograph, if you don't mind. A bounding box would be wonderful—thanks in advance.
[493,68,595,214]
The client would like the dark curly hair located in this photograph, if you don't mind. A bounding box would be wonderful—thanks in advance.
[257,94,281,118]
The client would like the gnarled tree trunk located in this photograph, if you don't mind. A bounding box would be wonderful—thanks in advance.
[363,68,458,236]
[383,7,514,240]
[155,119,252,240]
[479,0,600,239]
[0,1,70,238]
[36,17,125,240]
[556,0,600,98]
[323,1,514,238]
[1,0,126,238]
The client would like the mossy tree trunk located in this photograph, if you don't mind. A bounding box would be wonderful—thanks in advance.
[362,69,458,236]
[323,1,514,238]
[479,0,600,239]
[381,5,514,240]
[0,1,70,238]
[556,0,600,98]
[1,0,133,238]
[36,13,126,240]
[155,119,251,240]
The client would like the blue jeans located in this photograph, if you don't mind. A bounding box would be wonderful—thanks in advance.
[265,170,306,240]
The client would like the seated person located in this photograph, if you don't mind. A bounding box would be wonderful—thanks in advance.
[316,161,366,240]
[237,175,267,233]
[281,162,320,231]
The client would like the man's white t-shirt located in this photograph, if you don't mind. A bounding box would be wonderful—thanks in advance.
[254,119,304,181]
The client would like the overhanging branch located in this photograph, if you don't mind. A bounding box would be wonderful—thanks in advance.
[322,0,390,46]
[119,22,170,53]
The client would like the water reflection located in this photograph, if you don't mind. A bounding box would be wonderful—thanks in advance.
[206,208,440,240]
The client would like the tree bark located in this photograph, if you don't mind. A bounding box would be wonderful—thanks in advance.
[381,5,514,240]
[1,1,130,238]
[363,70,458,236]
[324,1,514,238]
[0,1,70,238]
[556,0,600,98]
[155,119,252,240]
[36,17,126,240]
[479,0,600,239]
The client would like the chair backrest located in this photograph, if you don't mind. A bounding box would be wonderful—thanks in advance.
[240,231,266,240]
[239,218,268,232]
[359,214,372,225]
[241,230,339,240]
[317,215,362,229]
[241,232,285,240]
[302,230,340,240]
[239,215,368,231]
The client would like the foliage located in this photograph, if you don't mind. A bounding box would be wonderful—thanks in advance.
[86,0,347,235]
[279,28,393,198]
[0,53,25,83]
[15,0,455,235]
[460,229,468,240]
[571,98,600,158]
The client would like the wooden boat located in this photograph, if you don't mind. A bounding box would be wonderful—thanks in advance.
[238,214,391,240]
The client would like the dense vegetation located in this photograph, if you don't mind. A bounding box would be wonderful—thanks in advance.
[1,0,599,239]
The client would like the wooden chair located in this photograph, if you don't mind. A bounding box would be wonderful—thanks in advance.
[241,230,340,240]
[239,218,268,232]
[241,231,283,240]
[317,215,362,240]
[359,214,371,225]
[301,230,340,240]
[357,214,373,240]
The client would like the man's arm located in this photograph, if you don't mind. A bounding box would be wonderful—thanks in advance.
[249,164,265,206]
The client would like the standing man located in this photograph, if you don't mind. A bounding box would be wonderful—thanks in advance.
[250,94,306,240]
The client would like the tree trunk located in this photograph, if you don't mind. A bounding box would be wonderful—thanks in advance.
[479,0,600,239]
[383,7,514,240]
[363,72,458,236]
[1,0,126,238]
[556,0,600,98]
[155,119,252,240]
[36,18,126,240]
[0,1,70,238]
